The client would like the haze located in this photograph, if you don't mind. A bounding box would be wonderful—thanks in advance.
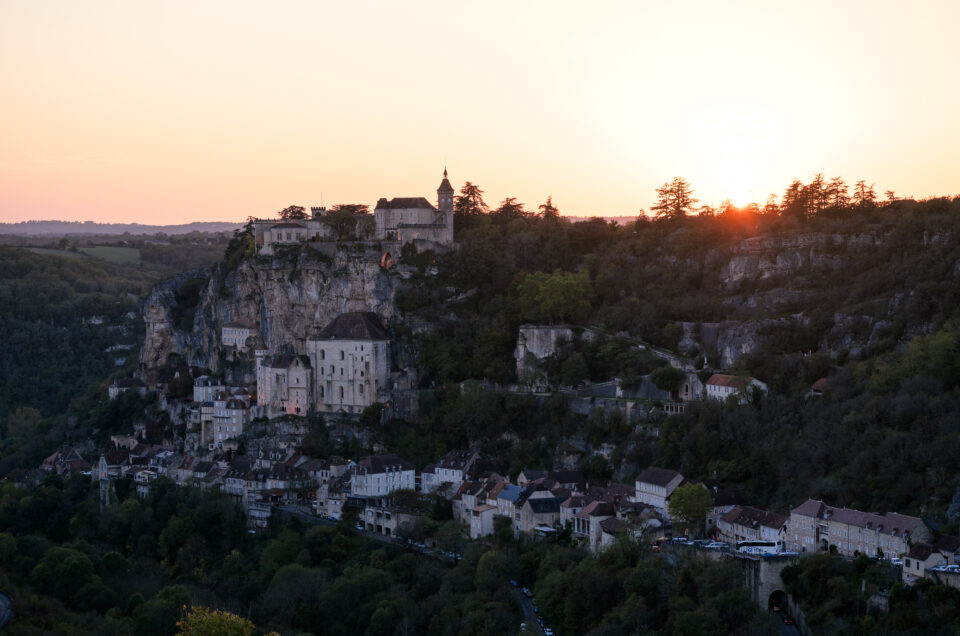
[1,0,958,224]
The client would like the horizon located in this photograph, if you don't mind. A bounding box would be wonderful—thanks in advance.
[2,1,959,224]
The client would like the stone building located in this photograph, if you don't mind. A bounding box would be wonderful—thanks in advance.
[306,312,390,414]
[374,169,454,247]
[786,499,931,559]
[255,353,312,417]
[221,321,257,353]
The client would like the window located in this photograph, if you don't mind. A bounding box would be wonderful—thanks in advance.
[359,384,364,394]
[339,387,344,400]
[319,386,324,398]
[321,350,325,360]
[340,351,345,360]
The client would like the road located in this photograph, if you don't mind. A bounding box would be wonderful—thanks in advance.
[511,588,546,635]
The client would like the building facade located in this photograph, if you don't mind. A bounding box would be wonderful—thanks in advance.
[306,312,390,414]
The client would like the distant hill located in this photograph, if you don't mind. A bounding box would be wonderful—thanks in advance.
[0,220,243,236]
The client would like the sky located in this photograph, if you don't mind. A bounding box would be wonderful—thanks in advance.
[1,0,958,224]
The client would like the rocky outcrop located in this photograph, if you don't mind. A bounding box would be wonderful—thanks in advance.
[718,232,887,287]
[515,325,595,390]
[140,245,402,382]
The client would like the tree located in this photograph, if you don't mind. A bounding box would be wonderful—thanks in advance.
[322,207,358,241]
[278,205,307,220]
[176,606,266,636]
[454,182,489,216]
[828,177,850,209]
[538,196,560,220]
[781,179,807,220]
[652,177,698,218]
[492,197,528,224]
[852,181,877,208]
[667,483,712,537]
[650,365,685,393]
[884,190,898,204]
[805,173,828,217]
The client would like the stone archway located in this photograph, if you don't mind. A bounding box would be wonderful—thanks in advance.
[768,589,786,612]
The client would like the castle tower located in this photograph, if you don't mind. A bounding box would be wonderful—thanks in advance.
[437,168,454,215]
[437,168,454,244]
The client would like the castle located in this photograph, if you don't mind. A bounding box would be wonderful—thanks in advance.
[255,169,454,255]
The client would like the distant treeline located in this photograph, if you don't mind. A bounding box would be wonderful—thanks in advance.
[0,220,242,236]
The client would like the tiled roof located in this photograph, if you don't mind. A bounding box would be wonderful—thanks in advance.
[720,505,788,530]
[374,197,436,211]
[637,466,682,487]
[907,543,934,560]
[791,499,925,537]
[527,498,561,514]
[934,535,960,554]
[312,312,389,341]
[356,453,413,474]
[262,354,311,369]
[706,374,748,388]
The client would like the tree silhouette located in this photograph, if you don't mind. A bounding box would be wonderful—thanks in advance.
[278,205,307,220]
[538,196,560,220]
[652,177,698,218]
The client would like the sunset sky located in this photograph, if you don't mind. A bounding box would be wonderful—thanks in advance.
[1,0,958,224]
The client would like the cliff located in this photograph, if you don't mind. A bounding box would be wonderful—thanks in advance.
[140,244,401,382]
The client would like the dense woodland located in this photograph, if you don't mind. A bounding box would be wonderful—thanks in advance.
[2,181,960,634]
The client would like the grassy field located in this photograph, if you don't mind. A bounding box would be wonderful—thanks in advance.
[78,246,142,264]
[25,247,88,259]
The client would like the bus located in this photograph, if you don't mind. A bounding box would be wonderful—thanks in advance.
[737,540,783,555]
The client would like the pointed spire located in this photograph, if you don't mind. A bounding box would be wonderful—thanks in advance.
[437,167,454,194]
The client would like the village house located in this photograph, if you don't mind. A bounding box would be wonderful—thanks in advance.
[193,375,225,403]
[496,483,522,526]
[786,499,931,558]
[572,501,617,552]
[635,467,684,517]
[704,373,768,404]
[306,312,390,415]
[717,506,788,546]
[349,454,415,500]
[561,494,593,528]
[518,496,562,535]
[423,449,480,494]
[902,535,960,584]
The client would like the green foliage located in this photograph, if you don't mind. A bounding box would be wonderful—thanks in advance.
[176,606,259,636]
[667,483,713,537]
[783,554,960,634]
[650,364,685,392]
[518,270,592,324]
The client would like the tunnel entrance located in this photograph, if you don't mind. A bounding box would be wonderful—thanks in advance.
[768,589,786,612]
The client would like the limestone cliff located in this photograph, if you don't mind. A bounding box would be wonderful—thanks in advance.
[140,245,401,382]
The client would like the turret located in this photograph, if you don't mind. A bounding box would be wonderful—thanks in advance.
[437,168,454,215]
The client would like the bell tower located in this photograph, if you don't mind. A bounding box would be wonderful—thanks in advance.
[437,167,454,215]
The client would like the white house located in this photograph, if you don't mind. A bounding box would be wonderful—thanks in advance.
[350,454,415,498]
[635,467,684,517]
[705,373,767,404]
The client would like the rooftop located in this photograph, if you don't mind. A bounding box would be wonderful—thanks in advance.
[312,312,389,341]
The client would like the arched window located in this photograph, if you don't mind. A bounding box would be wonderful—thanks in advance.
[339,386,344,400]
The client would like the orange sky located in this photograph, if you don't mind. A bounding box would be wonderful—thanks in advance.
[1,1,958,223]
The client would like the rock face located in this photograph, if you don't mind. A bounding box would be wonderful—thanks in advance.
[717,232,886,287]
[514,325,595,390]
[140,245,401,382]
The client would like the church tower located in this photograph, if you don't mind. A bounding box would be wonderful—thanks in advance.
[437,168,454,215]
